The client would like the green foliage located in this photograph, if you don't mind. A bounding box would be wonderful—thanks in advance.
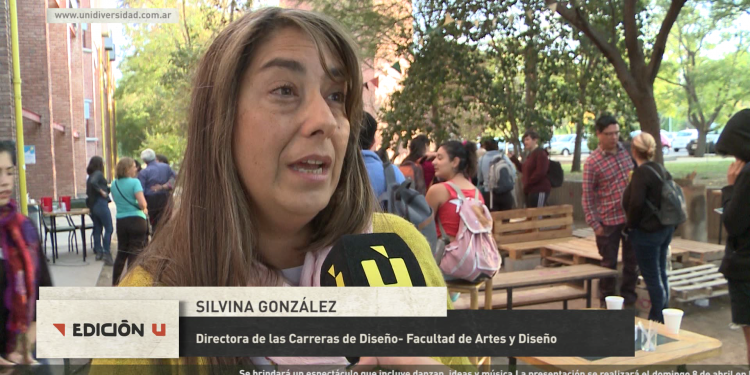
[115,0,250,163]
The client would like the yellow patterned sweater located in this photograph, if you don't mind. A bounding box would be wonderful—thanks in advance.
[91,213,473,372]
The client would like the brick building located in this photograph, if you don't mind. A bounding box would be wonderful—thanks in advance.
[0,0,117,201]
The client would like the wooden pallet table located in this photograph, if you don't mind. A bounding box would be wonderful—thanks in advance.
[517,317,722,371]
[669,238,724,265]
[540,238,621,266]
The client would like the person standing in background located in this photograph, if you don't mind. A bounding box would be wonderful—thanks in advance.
[582,115,637,308]
[86,156,114,265]
[714,109,750,365]
[111,158,149,286]
[478,137,516,211]
[622,133,675,322]
[138,149,176,231]
[402,135,436,193]
[511,130,550,208]
[359,112,406,197]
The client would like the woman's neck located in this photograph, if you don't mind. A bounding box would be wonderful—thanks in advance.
[449,174,469,184]
[635,158,647,166]
[256,221,311,270]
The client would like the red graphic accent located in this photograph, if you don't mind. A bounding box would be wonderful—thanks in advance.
[54,324,65,336]
[152,324,166,336]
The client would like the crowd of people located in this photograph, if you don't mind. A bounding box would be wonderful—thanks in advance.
[84,149,176,285]
[0,5,746,369]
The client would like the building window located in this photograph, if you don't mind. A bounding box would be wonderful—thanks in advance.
[84,99,92,119]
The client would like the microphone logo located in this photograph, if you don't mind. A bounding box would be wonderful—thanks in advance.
[361,245,413,287]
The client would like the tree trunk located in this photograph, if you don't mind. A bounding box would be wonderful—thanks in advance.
[694,127,707,157]
[572,112,585,172]
[635,93,664,164]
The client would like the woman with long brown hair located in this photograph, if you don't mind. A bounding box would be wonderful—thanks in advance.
[94,7,468,370]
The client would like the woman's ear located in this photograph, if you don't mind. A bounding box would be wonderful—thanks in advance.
[451,156,460,170]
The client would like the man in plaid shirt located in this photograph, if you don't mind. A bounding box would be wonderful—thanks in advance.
[583,115,637,307]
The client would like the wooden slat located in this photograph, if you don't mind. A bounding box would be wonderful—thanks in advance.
[491,205,573,221]
[478,264,618,290]
[498,237,576,252]
[670,273,724,287]
[494,216,573,233]
[666,264,716,275]
[669,269,718,282]
[672,279,727,292]
[453,285,587,310]
[495,230,573,244]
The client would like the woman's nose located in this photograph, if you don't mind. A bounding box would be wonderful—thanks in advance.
[299,93,337,138]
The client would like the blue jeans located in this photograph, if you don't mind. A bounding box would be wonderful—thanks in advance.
[90,198,113,256]
[631,226,675,323]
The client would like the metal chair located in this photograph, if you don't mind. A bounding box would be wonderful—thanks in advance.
[69,198,94,244]
[41,214,79,260]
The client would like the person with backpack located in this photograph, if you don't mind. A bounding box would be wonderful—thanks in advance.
[583,115,637,309]
[426,141,501,284]
[478,137,516,211]
[359,112,406,197]
[401,135,435,194]
[622,133,682,323]
[510,130,551,208]
[715,109,750,365]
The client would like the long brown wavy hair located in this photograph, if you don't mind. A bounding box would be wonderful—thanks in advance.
[130,7,373,366]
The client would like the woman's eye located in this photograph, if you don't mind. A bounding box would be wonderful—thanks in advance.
[328,92,346,103]
[272,85,294,96]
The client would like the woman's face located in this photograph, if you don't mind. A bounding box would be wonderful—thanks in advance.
[233,27,350,229]
[129,162,138,178]
[0,152,14,206]
[433,146,459,180]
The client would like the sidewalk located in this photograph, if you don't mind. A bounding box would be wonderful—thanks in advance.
[41,204,116,367]
[44,203,116,287]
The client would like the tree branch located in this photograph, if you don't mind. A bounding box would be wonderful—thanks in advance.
[655,75,686,88]
[553,0,639,96]
[647,0,687,84]
[623,0,647,79]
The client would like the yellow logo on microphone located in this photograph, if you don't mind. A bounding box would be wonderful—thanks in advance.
[361,245,413,287]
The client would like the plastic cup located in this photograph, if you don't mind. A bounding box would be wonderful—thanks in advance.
[663,308,684,334]
[605,296,624,310]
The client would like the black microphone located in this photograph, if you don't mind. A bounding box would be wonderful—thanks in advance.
[320,233,427,366]
[320,233,427,287]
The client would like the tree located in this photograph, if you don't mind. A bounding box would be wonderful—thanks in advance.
[115,0,251,161]
[380,33,490,148]
[545,0,688,163]
[656,3,750,156]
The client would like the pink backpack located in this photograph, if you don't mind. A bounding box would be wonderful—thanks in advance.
[435,182,502,282]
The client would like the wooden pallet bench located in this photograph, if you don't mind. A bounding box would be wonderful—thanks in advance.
[452,264,618,310]
[669,238,724,265]
[637,264,728,303]
[493,205,575,261]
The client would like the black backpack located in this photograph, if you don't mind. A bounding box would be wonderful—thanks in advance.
[547,160,564,188]
[380,161,439,254]
[644,164,687,226]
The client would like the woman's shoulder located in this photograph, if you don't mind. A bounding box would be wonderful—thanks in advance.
[118,266,156,287]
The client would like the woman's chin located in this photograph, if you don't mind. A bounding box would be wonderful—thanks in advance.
[282,195,331,218]
[0,198,10,207]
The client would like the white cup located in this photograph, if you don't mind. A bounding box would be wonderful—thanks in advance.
[605,296,624,310]
[663,308,684,334]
